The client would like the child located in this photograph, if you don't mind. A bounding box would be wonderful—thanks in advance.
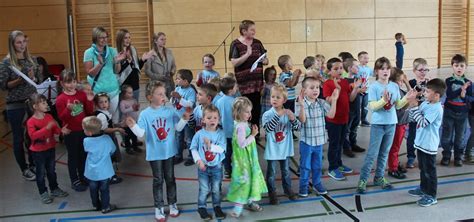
[356,57,416,194]
[119,84,141,154]
[278,55,302,112]
[94,93,125,184]
[323,58,357,181]
[395,33,407,69]
[407,78,446,207]
[188,84,218,133]
[303,56,320,74]
[343,58,367,158]
[126,80,191,222]
[196,54,220,87]
[26,94,69,204]
[191,105,227,220]
[315,54,327,80]
[215,77,238,178]
[261,66,277,117]
[296,77,339,197]
[406,58,430,168]
[226,97,267,217]
[262,84,300,204]
[338,52,354,78]
[357,51,373,126]
[441,54,472,167]
[387,68,412,179]
[171,69,196,166]
[82,116,117,213]
[209,76,224,105]
[56,69,94,192]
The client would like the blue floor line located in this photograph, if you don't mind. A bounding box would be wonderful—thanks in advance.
[53,177,474,221]
[58,202,68,210]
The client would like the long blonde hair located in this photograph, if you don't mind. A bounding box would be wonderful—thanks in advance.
[7,30,36,69]
[152,32,167,61]
[115,28,130,53]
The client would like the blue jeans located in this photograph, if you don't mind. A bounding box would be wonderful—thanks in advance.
[360,124,396,181]
[197,165,223,208]
[360,93,369,123]
[223,138,233,174]
[89,179,110,210]
[176,125,193,159]
[32,149,58,194]
[7,107,33,172]
[466,115,474,157]
[266,158,292,194]
[406,122,417,161]
[299,142,323,195]
[326,122,347,171]
[441,108,468,160]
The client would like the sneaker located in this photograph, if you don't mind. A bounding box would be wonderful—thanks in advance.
[313,183,328,195]
[101,204,117,214]
[338,165,353,174]
[184,158,195,166]
[356,180,367,194]
[132,146,143,153]
[197,208,212,220]
[360,121,371,127]
[454,159,463,167]
[417,195,437,207]
[286,192,299,201]
[388,170,406,179]
[246,202,263,212]
[155,207,166,222]
[328,169,346,181]
[173,157,184,165]
[408,187,424,197]
[440,157,450,166]
[225,171,231,179]
[374,177,393,190]
[352,145,366,152]
[51,188,69,197]
[398,165,408,173]
[298,193,309,198]
[230,206,243,218]
[343,149,355,158]
[169,203,179,217]
[110,175,123,185]
[269,192,279,205]
[22,169,36,181]
[214,206,226,220]
[406,158,415,168]
[71,181,88,192]
[40,192,53,204]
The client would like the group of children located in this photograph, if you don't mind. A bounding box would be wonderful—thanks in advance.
[21,46,472,221]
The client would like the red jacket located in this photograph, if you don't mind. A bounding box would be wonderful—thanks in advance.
[26,114,61,152]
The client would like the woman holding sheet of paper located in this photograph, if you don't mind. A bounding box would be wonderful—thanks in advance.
[229,20,268,128]
[0,30,41,181]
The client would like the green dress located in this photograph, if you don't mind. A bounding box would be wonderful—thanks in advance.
[226,122,268,204]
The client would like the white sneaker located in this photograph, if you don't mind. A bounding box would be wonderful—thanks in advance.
[22,169,36,181]
[155,207,165,222]
[169,203,179,217]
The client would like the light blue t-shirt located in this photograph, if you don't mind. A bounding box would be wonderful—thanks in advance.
[174,86,196,116]
[137,105,181,161]
[84,45,120,98]
[192,104,204,130]
[279,71,296,100]
[368,81,401,125]
[84,134,116,181]
[190,128,226,167]
[262,107,297,160]
[212,91,224,105]
[357,65,374,78]
[200,70,220,84]
[414,101,443,154]
[215,95,235,138]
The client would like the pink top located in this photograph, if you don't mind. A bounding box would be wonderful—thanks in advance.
[120,98,139,125]
[235,122,255,148]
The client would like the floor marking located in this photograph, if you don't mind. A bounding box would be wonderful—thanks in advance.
[321,193,359,221]
[355,194,363,212]
[58,202,68,210]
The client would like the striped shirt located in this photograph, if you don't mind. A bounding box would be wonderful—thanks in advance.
[279,71,296,100]
[295,98,330,146]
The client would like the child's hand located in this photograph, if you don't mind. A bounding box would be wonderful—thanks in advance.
[462,81,471,90]
[66,100,74,110]
[294,69,303,76]
[286,109,296,121]
[182,107,192,120]
[406,89,417,101]
[331,87,340,101]
[354,78,363,88]
[61,124,71,135]
[359,86,367,94]
[197,160,206,171]
[383,90,390,102]
[125,117,136,128]
[251,124,259,137]
[203,137,211,149]
[116,128,126,135]
[298,89,305,106]
[170,91,181,100]
[46,121,56,130]
[133,103,140,111]
[86,91,95,101]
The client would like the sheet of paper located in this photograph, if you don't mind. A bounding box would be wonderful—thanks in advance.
[9,66,38,87]
[250,53,266,72]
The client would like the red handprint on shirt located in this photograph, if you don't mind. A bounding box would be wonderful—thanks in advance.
[274,123,286,143]
[152,118,170,141]
[383,92,393,110]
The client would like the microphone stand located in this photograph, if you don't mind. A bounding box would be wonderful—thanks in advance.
[213,26,235,73]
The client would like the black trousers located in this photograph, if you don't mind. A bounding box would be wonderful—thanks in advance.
[417,149,437,198]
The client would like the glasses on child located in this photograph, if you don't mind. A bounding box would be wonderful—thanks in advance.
[416,69,430,73]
